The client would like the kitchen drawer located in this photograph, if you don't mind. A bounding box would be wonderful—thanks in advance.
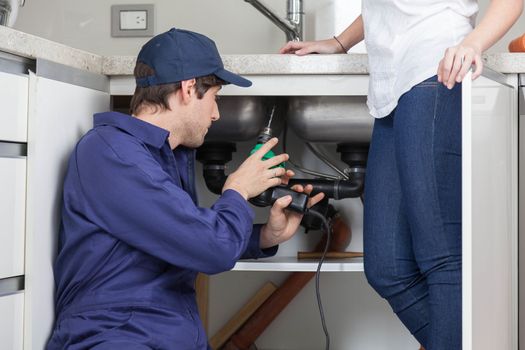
[0,71,28,142]
[0,156,26,278]
[0,292,24,350]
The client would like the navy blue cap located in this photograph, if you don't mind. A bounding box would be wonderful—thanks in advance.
[136,28,252,88]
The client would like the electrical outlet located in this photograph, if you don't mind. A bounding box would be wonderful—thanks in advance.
[111,4,154,37]
[120,10,147,30]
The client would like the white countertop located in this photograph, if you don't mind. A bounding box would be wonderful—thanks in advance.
[2,25,525,75]
[102,54,369,75]
[0,26,103,73]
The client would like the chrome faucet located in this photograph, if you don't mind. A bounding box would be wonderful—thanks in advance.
[244,0,304,42]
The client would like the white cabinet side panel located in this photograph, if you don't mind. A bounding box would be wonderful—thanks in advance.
[24,73,109,350]
[463,73,517,350]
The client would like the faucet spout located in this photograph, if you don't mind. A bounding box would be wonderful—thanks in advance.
[244,0,303,42]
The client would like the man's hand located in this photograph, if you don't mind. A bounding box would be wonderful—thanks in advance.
[222,138,290,200]
[259,184,325,249]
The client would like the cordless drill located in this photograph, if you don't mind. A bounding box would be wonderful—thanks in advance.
[248,106,309,213]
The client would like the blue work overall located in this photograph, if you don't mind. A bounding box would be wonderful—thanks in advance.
[46,112,277,350]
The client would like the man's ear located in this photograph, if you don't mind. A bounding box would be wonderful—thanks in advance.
[180,79,197,104]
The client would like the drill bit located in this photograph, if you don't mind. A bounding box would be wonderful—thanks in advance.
[267,105,276,128]
[258,105,276,144]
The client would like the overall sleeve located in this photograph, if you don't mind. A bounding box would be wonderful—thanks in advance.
[242,224,278,259]
[75,131,272,274]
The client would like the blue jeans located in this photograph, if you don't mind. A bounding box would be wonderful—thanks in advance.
[363,76,462,350]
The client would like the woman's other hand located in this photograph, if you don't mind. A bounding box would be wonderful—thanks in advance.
[437,43,483,89]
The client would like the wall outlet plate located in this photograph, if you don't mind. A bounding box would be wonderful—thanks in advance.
[111,4,154,37]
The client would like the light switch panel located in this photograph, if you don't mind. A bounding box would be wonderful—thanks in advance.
[111,4,154,37]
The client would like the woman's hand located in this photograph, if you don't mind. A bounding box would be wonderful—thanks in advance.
[437,42,483,89]
[280,15,364,56]
[279,38,345,55]
[259,184,325,249]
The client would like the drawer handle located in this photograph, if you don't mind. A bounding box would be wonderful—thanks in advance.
[0,276,24,296]
[0,142,26,157]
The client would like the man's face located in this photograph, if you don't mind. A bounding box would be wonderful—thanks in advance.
[184,85,221,148]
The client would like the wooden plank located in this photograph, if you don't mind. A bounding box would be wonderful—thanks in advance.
[209,282,277,350]
[196,273,209,332]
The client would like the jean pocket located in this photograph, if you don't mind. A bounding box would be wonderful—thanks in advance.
[415,82,439,88]
[414,75,439,88]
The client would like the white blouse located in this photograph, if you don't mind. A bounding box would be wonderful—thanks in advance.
[362,0,479,118]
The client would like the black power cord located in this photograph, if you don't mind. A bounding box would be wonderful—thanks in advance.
[304,209,332,350]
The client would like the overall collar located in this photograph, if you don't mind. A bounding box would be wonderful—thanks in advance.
[94,111,169,149]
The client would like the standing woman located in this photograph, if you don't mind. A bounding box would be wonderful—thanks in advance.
[281,1,522,349]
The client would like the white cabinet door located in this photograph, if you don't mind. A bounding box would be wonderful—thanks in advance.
[0,156,26,278]
[0,71,28,142]
[462,71,518,350]
[24,67,110,350]
[0,292,24,350]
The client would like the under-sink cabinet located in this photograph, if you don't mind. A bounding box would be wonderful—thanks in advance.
[20,68,519,350]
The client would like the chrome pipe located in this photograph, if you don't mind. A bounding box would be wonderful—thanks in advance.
[244,0,303,41]
[287,0,304,40]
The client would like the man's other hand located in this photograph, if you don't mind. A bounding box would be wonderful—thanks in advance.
[259,184,325,249]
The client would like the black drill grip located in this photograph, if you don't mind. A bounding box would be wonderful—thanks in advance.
[249,186,309,213]
[270,186,309,213]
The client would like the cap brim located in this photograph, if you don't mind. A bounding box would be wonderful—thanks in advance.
[215,69,252,87]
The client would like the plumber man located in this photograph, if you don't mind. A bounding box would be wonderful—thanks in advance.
[45,28,324,350]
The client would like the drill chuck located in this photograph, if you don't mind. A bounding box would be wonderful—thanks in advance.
[257,127,273,144]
